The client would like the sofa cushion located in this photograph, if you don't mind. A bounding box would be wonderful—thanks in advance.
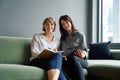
[89,41,111,59]
[0,36,31,64]
[0,64,47,80]
[87,60,120,80]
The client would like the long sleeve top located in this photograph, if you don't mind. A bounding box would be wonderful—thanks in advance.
[30,33,60,60]
[59,30,88,56]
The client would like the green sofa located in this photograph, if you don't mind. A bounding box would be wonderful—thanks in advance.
[0,36,47,80]
[87,49,120,80]
[0,36,120,80]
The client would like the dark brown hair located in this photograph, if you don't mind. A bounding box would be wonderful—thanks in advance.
[59,15,76,41]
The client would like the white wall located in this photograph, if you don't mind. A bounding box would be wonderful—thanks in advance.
[0,0,88,39]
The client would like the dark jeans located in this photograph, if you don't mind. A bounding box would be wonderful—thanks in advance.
[30,53,66,80]
[63,54,88,80]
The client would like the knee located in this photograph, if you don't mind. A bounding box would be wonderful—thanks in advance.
[50,53,63,64]
[53,53,62,60]
[48,53,63,70]
[55,52,62,56]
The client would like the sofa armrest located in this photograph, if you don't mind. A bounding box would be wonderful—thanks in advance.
[110,49,120,60]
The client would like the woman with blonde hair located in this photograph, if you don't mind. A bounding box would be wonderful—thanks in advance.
[30,17,66,80]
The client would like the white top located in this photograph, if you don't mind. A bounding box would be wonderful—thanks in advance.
[30,33,60,60]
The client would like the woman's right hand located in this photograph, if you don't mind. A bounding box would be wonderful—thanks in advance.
[63,55,67,60]
[74,49,86,58]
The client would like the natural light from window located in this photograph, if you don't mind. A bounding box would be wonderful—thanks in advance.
[102,0,120,43]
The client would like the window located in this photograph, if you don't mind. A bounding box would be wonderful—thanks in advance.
[102,0,120,43]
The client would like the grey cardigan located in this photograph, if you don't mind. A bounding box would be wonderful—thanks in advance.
[59,30,88,56]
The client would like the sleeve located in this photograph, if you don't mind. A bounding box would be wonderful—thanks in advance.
[81,33,88,51]
[80,33,88,58]
[75,32,88,58]
[31,34,41,57]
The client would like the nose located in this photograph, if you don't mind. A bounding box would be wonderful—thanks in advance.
[46,24,51,28]
[64,23,68,27]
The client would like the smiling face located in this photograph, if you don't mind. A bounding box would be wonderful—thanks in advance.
[42,17,56,33]
[43,22,54,33]
[61,19,72,32]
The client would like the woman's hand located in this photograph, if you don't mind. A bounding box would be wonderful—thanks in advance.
[53,49,67,60]
[53,48,58,52]
[62,55,67,60]
[74,49,86,58]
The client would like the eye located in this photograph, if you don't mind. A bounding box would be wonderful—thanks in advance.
[62,23,65,26]
[66,21,69,24]
[51,23,54,26]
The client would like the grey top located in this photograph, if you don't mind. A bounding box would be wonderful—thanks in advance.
[59,30,88,56]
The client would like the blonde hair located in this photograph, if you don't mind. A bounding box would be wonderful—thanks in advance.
[42,17,56,32]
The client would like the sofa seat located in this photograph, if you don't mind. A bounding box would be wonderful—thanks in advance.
[87,60,120,80]
[0,64,47,80]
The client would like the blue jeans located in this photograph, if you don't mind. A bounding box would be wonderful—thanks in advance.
[63,54,88,80]
[30,53,66,80]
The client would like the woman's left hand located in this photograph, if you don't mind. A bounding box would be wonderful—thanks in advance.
[74,49,86,58]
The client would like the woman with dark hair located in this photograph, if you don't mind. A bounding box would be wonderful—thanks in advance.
[59,15,88,80]
[30,17,66,80]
